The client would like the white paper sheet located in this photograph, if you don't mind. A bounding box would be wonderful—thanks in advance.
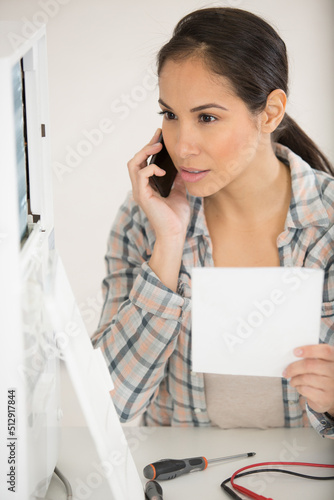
[191,267,324,377]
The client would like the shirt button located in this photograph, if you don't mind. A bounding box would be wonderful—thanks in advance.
[194,408,202,414]
[289,400,296,405]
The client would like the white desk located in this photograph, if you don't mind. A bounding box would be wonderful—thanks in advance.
[47,425,333,500]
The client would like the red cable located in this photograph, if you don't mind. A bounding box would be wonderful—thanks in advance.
[230,461,334,500]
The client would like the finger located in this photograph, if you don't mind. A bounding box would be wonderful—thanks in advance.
[127,143,163,190]
[161,173,185,199]
[148,127,162,145]
[127,128,162,174]
[293,344,334,361]
[134,164,166,199]
[291,385,332,414]
[284,357,334,379]
[137,164,166,181]
[128,141,162,172]
[289,373,330,391]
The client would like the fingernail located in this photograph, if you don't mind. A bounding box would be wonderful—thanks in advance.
[294,348,303,356]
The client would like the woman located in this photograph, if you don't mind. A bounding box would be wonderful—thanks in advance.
[92,8,334,436]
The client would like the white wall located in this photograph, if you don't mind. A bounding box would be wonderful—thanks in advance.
[2,0,334,336]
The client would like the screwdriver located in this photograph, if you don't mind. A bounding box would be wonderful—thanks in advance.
[145,480,164,500]
[143,452,256,481]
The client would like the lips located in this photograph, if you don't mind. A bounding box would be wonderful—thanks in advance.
[180,168,210,183]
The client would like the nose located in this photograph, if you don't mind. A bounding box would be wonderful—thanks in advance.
[174,125,201,160]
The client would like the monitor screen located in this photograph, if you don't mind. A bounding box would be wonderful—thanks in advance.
[12,60,28,243]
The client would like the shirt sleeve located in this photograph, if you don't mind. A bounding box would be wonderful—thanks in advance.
[306,300,334,437]
[306,405,334,438]
[305,225,334,437]
[91,192,191,422]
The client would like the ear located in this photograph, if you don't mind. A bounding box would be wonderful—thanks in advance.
[261,89,287,133]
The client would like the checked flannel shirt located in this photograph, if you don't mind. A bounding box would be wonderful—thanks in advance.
[92,144,334,437]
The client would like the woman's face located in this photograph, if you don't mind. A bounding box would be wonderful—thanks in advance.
[158,57,266,198]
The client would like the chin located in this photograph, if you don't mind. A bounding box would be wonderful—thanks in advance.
[185,179,227,198]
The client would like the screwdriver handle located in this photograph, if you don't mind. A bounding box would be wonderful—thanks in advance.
[143,457,208,480]
[145,480,163,500]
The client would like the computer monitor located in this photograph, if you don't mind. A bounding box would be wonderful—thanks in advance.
[0,22,143,500]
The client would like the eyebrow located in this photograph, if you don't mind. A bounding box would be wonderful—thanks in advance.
[158,98,228,112]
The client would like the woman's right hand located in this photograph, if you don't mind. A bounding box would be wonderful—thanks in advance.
[127,129,191,242]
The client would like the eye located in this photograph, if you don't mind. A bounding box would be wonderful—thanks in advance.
[158,110,177,120]
[199,114,216,123]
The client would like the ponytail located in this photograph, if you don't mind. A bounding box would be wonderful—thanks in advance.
[274,114,334,176]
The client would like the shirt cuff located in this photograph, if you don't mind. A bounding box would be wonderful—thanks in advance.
[306,404,334,438]
[129,262,191,321]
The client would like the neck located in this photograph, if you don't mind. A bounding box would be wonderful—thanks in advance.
[204,145,291,228]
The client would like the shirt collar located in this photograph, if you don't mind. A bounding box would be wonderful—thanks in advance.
[186,195,208,239]
[275,144,330,230]
[187,144,330,238]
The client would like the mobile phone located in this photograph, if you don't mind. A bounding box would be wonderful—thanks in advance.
[149,133,177,197]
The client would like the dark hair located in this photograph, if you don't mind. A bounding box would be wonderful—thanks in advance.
[157,7,333,175]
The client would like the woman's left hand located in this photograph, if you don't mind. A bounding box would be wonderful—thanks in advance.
[283,344,334,416]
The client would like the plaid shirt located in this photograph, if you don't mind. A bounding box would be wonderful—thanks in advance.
[92,144,334,437]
